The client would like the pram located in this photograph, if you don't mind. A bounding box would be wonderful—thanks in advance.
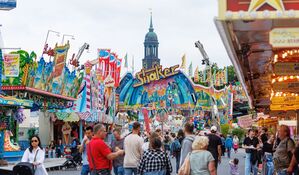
[13,162,35,175]
[61,145,82,170]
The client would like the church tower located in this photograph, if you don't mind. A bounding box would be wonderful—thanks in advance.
[142,13,160,70]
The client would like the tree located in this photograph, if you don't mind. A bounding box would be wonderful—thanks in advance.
[220,123,230,137]
[231,128,245,144]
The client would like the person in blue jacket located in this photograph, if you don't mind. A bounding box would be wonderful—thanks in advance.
[225,135,233,159]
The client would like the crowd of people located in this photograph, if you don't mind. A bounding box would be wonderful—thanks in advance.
[242,125,299,175]
[18,122,299,175]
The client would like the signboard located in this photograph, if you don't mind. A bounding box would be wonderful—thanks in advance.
[104,74,115,87]
[274,62,299,76]
[3,54,19,77]
[270,28,299,48]
[0,0,16,10]
[271,96,299,105]
[270,104,299,111]
[134,65,179,87]
[52,43,69,78]
[273,82,299,92]
[237,115,253,128]
[218,0,299,20]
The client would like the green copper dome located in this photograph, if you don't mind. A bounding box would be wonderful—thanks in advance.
[144,14,158,42]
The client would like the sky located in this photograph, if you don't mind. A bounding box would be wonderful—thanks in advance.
[0,0,232,74]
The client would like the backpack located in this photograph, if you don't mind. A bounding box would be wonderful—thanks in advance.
[171,139,181,153]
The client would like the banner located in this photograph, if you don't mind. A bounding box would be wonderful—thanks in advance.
[98,49,110,79]
[142,108,151,134]
[52,44,69,78]
[227,92,233,119]
[115,58,122,87]
[4,54,19,77]
[238,115,253,128]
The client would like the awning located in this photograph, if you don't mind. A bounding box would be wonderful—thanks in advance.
[64,112,80,122]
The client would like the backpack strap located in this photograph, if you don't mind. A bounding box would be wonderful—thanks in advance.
[33,150,39,162]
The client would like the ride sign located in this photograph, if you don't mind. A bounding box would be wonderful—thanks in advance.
[133,65,179,87]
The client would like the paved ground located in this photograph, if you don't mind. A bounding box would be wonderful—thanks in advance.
[48,149,246,175]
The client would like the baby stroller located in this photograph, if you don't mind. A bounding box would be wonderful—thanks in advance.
[62,145,82,170]
[13,162,35,175]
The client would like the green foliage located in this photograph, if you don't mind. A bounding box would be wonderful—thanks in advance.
[231,128,246,142]
[220,124,230,137]
[27,128,36,140]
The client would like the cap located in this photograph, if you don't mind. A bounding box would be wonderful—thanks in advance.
[211,126,217,132]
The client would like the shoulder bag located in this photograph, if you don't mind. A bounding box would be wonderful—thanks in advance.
[178,152,191,175]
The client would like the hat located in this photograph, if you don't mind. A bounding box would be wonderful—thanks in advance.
[211,126,217,132]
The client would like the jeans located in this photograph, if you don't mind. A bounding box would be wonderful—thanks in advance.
[175,154,180,173]
[276,169,288,175]
[81,165,90,175]
[113,166,124,175]
[227,147,231,158]
[245,153,258,175]
[143,170,166,175]
[124,168,138,175]
[48,150,56,158]
[263,154,274,175]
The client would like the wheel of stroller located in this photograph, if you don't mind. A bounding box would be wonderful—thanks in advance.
[62,167,66,171]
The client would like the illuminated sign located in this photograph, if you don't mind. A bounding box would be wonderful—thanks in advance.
[274,62,299,76]
[218,0,299,20]
[133,65,180,87]
[273,82,299,92]
[271,96,299,105]
[270,104,299,111]
[270,28,299,48]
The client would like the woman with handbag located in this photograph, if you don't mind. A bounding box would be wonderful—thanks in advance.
[138,137,172,175]
[21,135,48,175]
[179,136,216,175]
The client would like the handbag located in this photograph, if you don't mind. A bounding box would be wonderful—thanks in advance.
[88,143,111,175]
[178,153,191,175]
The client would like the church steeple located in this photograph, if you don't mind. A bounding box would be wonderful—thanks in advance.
[142,12,160,70]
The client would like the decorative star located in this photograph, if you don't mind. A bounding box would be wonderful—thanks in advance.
[248,0,285,12]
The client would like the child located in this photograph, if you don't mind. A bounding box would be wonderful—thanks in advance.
[229,158,239,175]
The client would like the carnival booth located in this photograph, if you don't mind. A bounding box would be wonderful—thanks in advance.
[215,0,299,134]
[0,42,84,161]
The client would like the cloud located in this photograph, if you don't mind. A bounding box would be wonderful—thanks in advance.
[0,0,232,73]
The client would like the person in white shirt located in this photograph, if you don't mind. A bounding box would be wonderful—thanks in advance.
[124,122,144,175]
[21,135,48,175]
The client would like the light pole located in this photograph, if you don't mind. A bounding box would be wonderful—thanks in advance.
[42,30,60,56]
[61,34,75,45]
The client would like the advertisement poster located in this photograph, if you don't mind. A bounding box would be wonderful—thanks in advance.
[4,54,19,77]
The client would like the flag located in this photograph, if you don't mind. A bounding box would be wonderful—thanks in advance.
[98,49,110,79]
[188,62,193,77]
[142,108,151,134]
[132,55,135,73]
[115,58,122,87]
[180,54,186,71]
[194,66,199,83]
[109,53,116,79]
[124,53,128,68]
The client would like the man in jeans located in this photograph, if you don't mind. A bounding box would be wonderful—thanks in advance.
[111,129,125,175]
[273,125,295,175]
[79,126,93,175]
[179,122,195,167]
[124,122,144,175]
[87,124,124,175]
[243,129,259,175]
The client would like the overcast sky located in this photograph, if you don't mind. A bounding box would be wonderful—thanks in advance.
[0,0,232,73]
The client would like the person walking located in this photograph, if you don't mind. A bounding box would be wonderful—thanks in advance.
[243,129,260,175]
[229,158,239,175]
[186,136,216,175]
[111,129,125,175]
[207,126,222,169]
[262,135,275,175]
[220,135,226,156]
[21,135,48,175]
[273,125,295,175]
[170,133,181,173]
[87,124,124,175]
[233,135,239,153]
[56,139,64,158]
[179,123,195,167]
[225,135,233,159]
[138,137,172,175]
[124,122,144,175]
[79,126,93,175]
[287,144,299,174]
